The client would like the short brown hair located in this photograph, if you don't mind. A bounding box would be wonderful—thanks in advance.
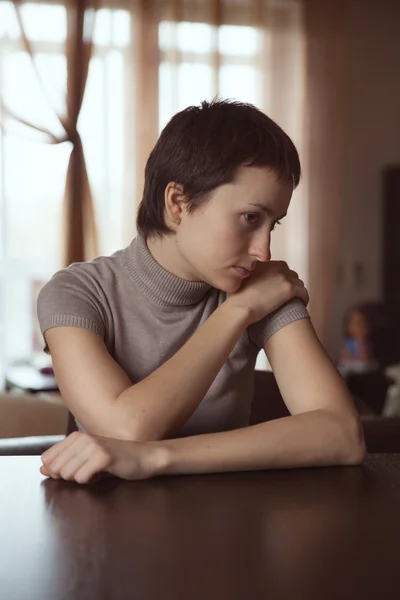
[136,99,301,239]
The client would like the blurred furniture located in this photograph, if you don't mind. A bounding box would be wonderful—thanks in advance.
[336,300,393,415]
[5,364,58,394]
[0,435,65,455]
[1,370,400,456]
[383,364,400,416]
[0,392,67,440]
[383,166,400,365]
[1,453,400,600]
[250,371,400,453]
[344,370,393,415]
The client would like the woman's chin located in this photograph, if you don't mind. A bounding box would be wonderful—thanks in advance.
[214,276,243,293]
[204,268,245,293]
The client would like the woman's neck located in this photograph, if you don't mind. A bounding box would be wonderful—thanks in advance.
[146,233,200,282]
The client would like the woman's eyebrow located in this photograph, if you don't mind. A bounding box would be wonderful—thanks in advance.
[248,203,287,220]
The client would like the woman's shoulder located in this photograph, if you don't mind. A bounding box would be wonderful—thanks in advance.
[44,247,126,292]
[37,248,127,334]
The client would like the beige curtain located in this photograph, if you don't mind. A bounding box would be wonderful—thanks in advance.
[61,0,99,265]
[303,0,349,345]
[1,0,99,267]
[133,0,160,214]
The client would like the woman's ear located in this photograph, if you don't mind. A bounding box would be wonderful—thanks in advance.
[164,182,186,229]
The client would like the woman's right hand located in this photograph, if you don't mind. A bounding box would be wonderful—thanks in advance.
[227,260,309,325]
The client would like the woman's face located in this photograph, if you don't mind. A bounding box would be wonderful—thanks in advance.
[173,166,293,292]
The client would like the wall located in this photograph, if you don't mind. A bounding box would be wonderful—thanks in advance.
[329,0,400,359]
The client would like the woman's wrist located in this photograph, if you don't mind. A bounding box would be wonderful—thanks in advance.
[146,441,173,477]
[222,295,253,329]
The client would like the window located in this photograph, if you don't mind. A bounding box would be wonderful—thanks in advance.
[157,20,271,371]
[0,1,132,370]
[0,3,302,379]
[158,21,262,130]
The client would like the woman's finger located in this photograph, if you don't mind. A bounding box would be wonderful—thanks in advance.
[297,286,309,306]
[59,454,93,482]
[41,431,82,465]
[48,437,97,479]
[53,448,91,481]
[73,453,111,485]
[288,278,309,306]
[43,434,91,479]
[288,275,305,289]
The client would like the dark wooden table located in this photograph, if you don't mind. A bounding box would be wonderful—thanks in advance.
[1,454,400,600]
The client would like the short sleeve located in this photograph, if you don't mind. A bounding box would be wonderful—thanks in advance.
[248,298,310,350]
[37,268,106,355]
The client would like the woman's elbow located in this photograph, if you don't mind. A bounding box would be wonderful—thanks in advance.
[342,414,367,465]
[120,423,165,443]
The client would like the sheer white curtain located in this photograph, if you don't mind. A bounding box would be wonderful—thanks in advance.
[0,0,135,373]
[0,0,306,379]
[304,0,349,348]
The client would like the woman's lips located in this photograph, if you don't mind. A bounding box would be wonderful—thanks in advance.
[233,266,251,277]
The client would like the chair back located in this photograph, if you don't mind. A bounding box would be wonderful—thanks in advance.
[67,410,78,435]
[64,369,400,453]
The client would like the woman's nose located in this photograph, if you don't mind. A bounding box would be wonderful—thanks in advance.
[249,236,271,263]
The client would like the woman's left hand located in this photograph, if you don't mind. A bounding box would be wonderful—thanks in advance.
[40,431,162,484]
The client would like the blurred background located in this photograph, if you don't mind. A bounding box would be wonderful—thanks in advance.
[0,0,400,425]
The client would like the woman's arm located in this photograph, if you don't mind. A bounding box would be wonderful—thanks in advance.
[46,259,306,443]
[153,319,366,475]
[154,407,365,476]
[116,300,250,440]
[264,318,361,418]
[40,399,365,483]
[45,300,249,442]
[40,319,366,484]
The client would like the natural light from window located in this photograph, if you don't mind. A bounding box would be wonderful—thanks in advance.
[158,21,261,130]
[0,1,263,373]
[0,2,130,365]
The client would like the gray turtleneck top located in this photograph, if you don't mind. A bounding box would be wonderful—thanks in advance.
[37,234,309,437]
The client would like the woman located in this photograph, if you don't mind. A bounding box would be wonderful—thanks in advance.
[37,100,365,484]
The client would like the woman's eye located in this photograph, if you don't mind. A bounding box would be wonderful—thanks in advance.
[271,220,282,232]
[243,213,260,225]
